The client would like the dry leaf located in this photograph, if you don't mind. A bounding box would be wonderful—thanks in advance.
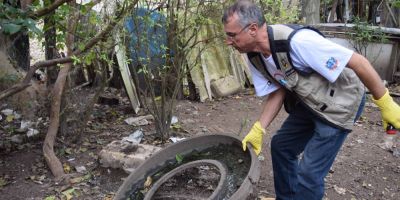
[62,188,75,200]
[144,176,152,188]
[63,163,72,173]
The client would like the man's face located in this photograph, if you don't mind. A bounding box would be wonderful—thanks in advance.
[223,14,253,53]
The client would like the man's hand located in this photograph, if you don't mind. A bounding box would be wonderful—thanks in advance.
[372,88,400,130]
[242,121,265,155]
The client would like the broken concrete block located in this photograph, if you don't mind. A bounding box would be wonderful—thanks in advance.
[99,140,161,173]
[211,75,241,97]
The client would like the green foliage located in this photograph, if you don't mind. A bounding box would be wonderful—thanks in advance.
[49,4,101,51]
[175,154,183,164]
[0,73,21,91]
[260,0,300,24]
[393,0,400,8]
[127,1,220,141]
[71,55,82,65]
[0,3,42,35]
[347,17,388,58]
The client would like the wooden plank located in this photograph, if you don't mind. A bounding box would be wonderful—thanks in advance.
[115,32,140,113]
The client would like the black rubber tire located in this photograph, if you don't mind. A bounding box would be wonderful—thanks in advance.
[144,159,228,200]
[113,134,260,200]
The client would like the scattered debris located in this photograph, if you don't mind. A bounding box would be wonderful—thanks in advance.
[122,129,143,144]
[124,115,153,126]
[392,148,400,158]
[0,176,9,188]
[63,163,72,173]
[334,185,347,195]
[144,176,152,190]
[171,116,178,124]
[10,134,23,144]
[62,187,78,200]
[169,137,186,143]
[69,173,92,184]
[1,109,14,116]
[18,120,32,132]
[75,166,87,173]
[27,128,39,137]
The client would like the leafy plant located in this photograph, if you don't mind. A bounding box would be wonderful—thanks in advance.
[260,0,300,24]
[175,154,183,164]
[0,3,41,35]
[127,0,218,141]
[347,17,388,63]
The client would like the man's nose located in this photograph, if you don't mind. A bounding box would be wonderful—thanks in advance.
[225,38,233,45]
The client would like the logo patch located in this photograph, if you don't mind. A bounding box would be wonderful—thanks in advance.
[326,57,338,70]
[280,58,289,68]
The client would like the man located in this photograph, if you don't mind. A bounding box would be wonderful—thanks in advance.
[222,1,400,199]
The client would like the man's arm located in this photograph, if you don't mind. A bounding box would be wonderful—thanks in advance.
[346,52,386,99]
[259,87,286,128]
[347,52,400,129]
[242,87,285,155]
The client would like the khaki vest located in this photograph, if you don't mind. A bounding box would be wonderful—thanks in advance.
[247,24,365,130]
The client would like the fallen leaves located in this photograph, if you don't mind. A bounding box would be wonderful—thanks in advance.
[63,163,72,173]
[144,176,153,189]
[69,173,91,184]
[44,195,56,200]
[0,176,9,188]
[28,175,46,184]
[62,187,78,200]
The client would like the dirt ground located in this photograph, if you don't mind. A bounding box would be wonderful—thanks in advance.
[0,86,399,200]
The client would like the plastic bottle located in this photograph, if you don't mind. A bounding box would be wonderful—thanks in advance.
[382,124,397,150]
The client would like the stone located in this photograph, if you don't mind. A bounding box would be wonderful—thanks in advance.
[99,140,161,173]
[210,75,242,97]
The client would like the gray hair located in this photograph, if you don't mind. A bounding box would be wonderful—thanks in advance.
[222,0,265,27]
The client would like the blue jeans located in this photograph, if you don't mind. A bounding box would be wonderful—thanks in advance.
[271,96,365,200]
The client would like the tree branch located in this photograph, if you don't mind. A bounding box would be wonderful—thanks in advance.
[30,0,72,19]
[0,0,139,102]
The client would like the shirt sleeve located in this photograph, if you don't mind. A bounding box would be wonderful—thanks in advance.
[248,60,280,97]
[290,29,354,83]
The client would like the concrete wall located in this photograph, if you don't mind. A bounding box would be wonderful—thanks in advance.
[328,37,396,81]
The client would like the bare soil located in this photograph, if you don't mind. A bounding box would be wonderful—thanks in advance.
[0,87,399,200]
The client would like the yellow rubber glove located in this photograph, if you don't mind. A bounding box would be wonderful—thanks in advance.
[242,121,265,155]
[372,88,400,130]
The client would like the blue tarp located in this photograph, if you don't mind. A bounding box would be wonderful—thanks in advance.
[125,8,168,68]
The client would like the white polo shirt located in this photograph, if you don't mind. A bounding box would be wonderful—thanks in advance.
[250,29,354,97]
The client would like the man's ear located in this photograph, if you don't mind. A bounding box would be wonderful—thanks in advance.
[249,23,257,36]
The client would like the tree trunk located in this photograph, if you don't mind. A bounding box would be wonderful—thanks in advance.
[44,0,59,86]
[302,0,320,24]
[43,1,77,180]
[42,62,71,180]
[328,0,339,22]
